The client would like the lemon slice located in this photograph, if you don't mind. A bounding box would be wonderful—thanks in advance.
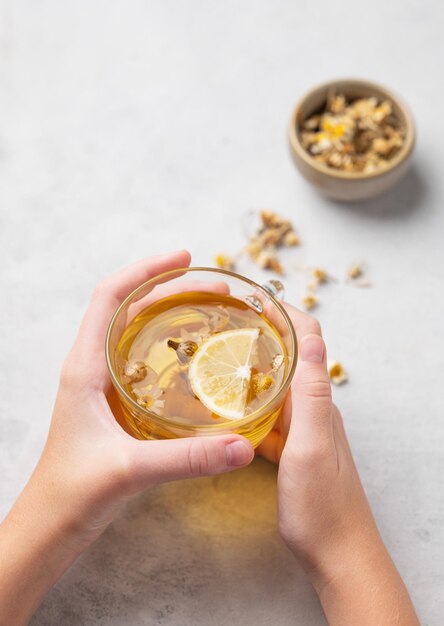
[188,328,260,420]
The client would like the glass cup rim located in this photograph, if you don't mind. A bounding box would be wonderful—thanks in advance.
[105,266,297,430]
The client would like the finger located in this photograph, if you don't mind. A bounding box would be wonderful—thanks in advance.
[256,305,324,462]
[127,279,230,323]
[80,250,191,353]
[284,302,329,445]
[283,301,323,340]
[255,394,292,464]
[256,429,285,465]
[64,250,191,388]
[289,333,334,452]
[126,435,254,489]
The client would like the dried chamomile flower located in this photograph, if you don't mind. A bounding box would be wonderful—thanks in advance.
[167,339,198,365]
[256,250,284,275]
[327,92,347,114]
[312,267,328,284]
[347,263,364,280]
[251,372,275,395]
[302,293,318,311]
[123,361,148,383]
[284,231,300,246]
[214,253,235,271]
[245,238,262,259]
[218,209,300,276]
[132,368,165,414]
[303,115,321,130]
[134,387,165,414]
[244,210,300,274]
[327,361,348,385]
[373,100,392,123]
[271,354,285,371]
[261,210,288,230]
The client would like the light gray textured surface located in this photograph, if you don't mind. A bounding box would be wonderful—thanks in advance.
[1,1,443,624]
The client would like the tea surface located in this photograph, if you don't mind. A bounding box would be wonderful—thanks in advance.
[116,291,287,426]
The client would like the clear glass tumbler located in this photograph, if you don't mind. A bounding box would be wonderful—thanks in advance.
[106,267,297,447]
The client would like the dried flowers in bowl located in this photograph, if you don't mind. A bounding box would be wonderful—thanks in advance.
[289,79,415,201]
[301,93,404,173]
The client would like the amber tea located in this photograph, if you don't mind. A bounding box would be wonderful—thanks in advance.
[114,291,289,446]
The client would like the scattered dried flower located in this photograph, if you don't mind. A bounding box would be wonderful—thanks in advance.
[214,209,300,276]
[256,250,285,275]
[209,211,373,392]
[312,267,328,284]
[347,263,364,280]
[327,361,348,385]
[284,231,300,246]
[300,94,405,173]
[296,264,336,292]
[302,293,318,311]
[244,210,300,274]
[214,253,235,271]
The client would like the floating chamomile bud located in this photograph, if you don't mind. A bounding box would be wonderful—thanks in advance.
[167,339,198,365]
[124,361,148,383]
[252,372,274,395]
[272,354,285,371]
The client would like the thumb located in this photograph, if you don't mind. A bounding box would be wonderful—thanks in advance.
[290,334,333,450]
[126,434,254,490]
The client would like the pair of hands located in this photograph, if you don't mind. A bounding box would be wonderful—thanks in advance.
[38,250,363,564]
[0,251,419,625]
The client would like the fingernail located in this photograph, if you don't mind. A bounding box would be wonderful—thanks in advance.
[226,440,252,466]
[300,335,325,363]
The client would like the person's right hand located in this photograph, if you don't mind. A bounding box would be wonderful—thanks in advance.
[261,305,420,625]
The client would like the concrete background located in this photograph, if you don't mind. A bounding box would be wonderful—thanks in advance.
[1,1,443,624]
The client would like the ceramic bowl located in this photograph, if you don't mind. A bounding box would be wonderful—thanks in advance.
[289,78,416,201]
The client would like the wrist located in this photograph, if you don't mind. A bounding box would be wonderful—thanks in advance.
[0,478,82,624]
[307,524,388,594]
[306,531,419,626]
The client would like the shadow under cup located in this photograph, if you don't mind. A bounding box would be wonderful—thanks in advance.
[106,268,297,448]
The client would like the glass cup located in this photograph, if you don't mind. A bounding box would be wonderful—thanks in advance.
[106,267,297,447]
